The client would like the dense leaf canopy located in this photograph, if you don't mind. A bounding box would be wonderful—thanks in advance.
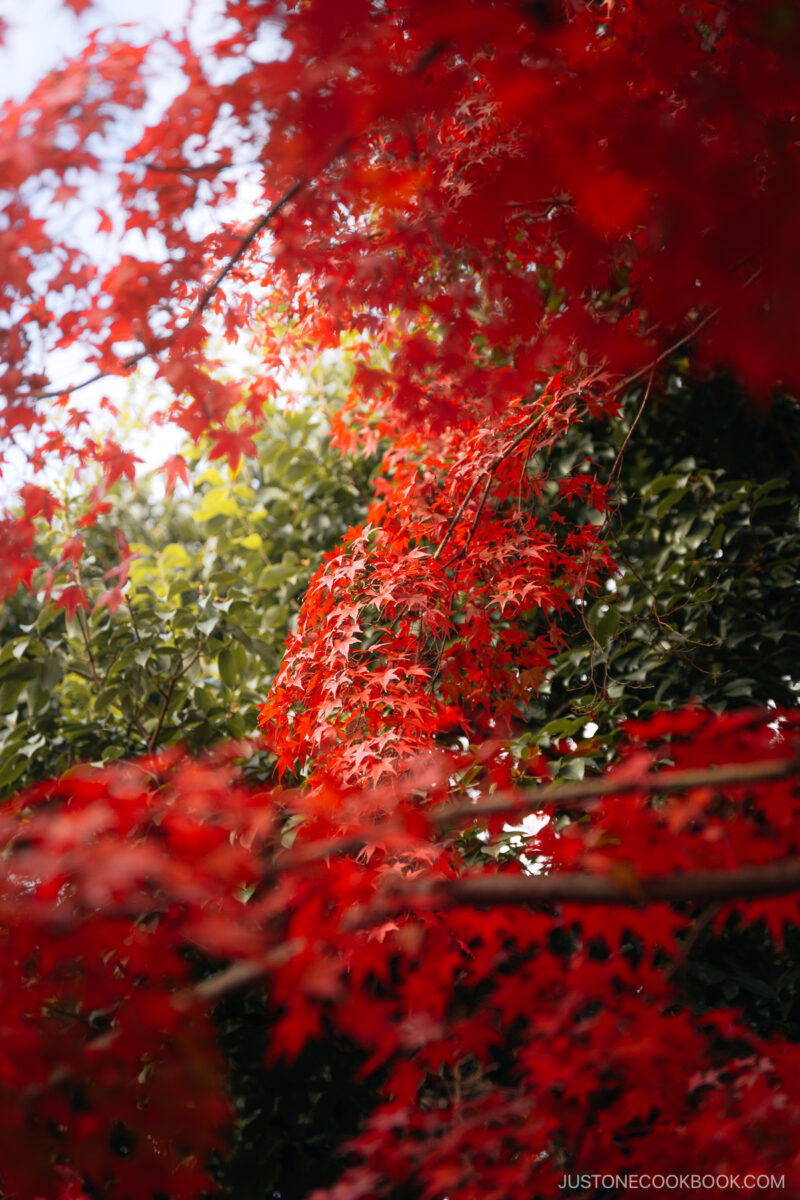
[0,3,800,1198]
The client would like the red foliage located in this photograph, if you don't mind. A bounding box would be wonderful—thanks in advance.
[1,2,800,1197]
[0,718,799,1196]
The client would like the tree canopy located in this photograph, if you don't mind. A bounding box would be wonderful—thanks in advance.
[1,3,800,1198]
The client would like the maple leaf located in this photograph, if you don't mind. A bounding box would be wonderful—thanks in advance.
[558,475,588,504]
[95,584,125,613]
[372,666,401,689]
[77,499,113,528]
[207,427,258,473]
[96,439,142,488]
[329,628,361,659]
[66,409,90,432]
[54,584,91,620]
[101,527,138,588]
[0,518,37,599]
[158,453,190,496]
[20,483,63,524]
[60,534,85,565]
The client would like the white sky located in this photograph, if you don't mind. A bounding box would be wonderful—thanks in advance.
[0,0,267,502]
[0,1,195,101]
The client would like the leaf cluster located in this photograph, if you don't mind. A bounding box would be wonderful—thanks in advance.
[0,403,372,797]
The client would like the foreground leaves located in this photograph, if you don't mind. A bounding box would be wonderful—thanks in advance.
[1,711,800,1197]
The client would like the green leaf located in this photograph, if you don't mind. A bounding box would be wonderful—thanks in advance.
[640,472,686,499]
[259,562,299,589]
[195,486,241,522]
[218,648,238,687]
[218,642,248,688]
[654,487,688,519]
[595,605,619,645]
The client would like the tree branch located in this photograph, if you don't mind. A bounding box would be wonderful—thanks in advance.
[274,755,800,875]
[182,939,305,1006]
[31,177,310,405]
[607,366,654,488]
[75,606,102,691]
[184,755,800,1009]
[146,641,204,754]
[430,754,800,829]
[394,856,800,909]
[434,410,548,561]
[609,268,762,399]
[190,178,308,323]
[30,42,453,409]
[441,474,492,569]
[189,850,800,1008]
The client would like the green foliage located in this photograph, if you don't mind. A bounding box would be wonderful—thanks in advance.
[522,373,800,771]
[0,403,372,797]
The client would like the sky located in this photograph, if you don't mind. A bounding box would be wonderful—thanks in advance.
[0,0,195,101]
[0,0,254,501]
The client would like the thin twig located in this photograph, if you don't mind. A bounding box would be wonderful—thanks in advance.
[665,902,721,984]
[441,475,492,569]
[434,411,547,561]
[607,366,654,488]
[125,710,153,749]
[32,178,309,404]
[147,642,204,753]
[516,431,537,514]
[433,475,482,561]
[191,178,308,321]
[75,607,102,691]
[125,597,162,689]
[608,268,762,400]
[611,306,723,398]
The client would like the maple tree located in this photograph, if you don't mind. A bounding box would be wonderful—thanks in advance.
[1,2,800,1198]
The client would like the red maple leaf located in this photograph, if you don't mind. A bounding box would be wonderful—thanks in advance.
[60,534,85,566]
[158,453,190,496]
[54,584,91,620]
[0,519,37,600]
[95,585,125,614]
[20,483,63,525]
[207,427,258,472]
[96,439,142,488]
